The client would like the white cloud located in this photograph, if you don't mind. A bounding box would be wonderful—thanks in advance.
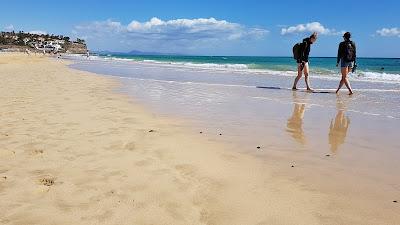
[73,17,268,52]
[281,22,343,35]
[123,17,267,40]
[75,19,123,34]
[4,24,14,31]
[29,30,47,35]
[376,27,400,37]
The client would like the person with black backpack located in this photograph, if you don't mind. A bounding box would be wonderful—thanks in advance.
[292,32,318,91]
[336,32,356,95]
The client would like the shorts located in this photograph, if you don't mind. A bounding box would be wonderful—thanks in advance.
[296,59,308,64]
[341,60,354,68]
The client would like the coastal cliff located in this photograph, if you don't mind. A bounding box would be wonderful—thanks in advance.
[0,31,87,54]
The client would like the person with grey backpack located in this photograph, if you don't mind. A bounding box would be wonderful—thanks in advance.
[336,32,356,95]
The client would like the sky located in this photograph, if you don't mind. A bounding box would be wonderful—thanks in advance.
[1,0,399,57]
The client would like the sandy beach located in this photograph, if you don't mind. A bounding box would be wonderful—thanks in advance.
[1,53,399,225]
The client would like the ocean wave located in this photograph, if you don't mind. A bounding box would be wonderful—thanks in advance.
[74,55,400,84]
[169,61,249,70]
[355,71,400,82]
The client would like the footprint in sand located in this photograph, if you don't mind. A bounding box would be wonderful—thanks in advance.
[39,177,56,186]
[175,164,197,177]
[30,149,44,155]
[124,141,136,151]
[123,117,136,124]
[220,153,238,161]
[135,159,152,167]
[107,141,123,151]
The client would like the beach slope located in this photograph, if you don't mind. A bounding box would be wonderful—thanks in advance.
[0,53,397,225]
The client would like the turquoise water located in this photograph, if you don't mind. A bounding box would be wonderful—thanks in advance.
[101,54,400,82]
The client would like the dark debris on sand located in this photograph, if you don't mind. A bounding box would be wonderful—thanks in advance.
[39,177,55,186]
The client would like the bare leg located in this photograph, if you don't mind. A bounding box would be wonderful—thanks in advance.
[336,67,353,95]
[303,63,313,91]
[292,63,303,90]
[343,75,353,95]
[336,67,347,93]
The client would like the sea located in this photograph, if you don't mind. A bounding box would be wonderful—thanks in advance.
[100,54,400,83]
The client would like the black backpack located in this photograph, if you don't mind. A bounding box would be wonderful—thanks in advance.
[344,41,355,62]
[293,41,307,60]
[292,43,302,60]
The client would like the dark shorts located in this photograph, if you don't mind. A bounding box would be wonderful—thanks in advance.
[340,59,354,68]
[296,59,308,64]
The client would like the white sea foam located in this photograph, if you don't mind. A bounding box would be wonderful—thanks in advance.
[355,71,400,82]
[69,55,400,84]
[138,58,400,83]
[169,61,249,70]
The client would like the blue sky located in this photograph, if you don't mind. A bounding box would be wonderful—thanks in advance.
[1,0,399,57]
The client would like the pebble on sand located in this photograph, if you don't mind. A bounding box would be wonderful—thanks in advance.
[326,154,330,157]
[257,146,261,149]
[148,130,155,133]
[394,200,398,203]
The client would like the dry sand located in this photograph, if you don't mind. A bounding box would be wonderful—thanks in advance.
[0,53,398,225]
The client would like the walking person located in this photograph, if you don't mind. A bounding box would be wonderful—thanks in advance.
[292,32,318,91]
[336,32,356,95]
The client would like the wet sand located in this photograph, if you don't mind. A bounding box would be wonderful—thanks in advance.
[0,53,399,225]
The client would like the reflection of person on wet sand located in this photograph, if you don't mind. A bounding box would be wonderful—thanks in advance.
[329,98,350,153]
[287,93,307,145]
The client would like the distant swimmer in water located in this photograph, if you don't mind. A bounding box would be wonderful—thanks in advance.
[292,32,318,91]
[381,67,385,71]
[336,32,356,95]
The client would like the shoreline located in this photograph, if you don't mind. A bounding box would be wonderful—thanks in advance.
[67,54,400,84]
[1,53,399,224]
